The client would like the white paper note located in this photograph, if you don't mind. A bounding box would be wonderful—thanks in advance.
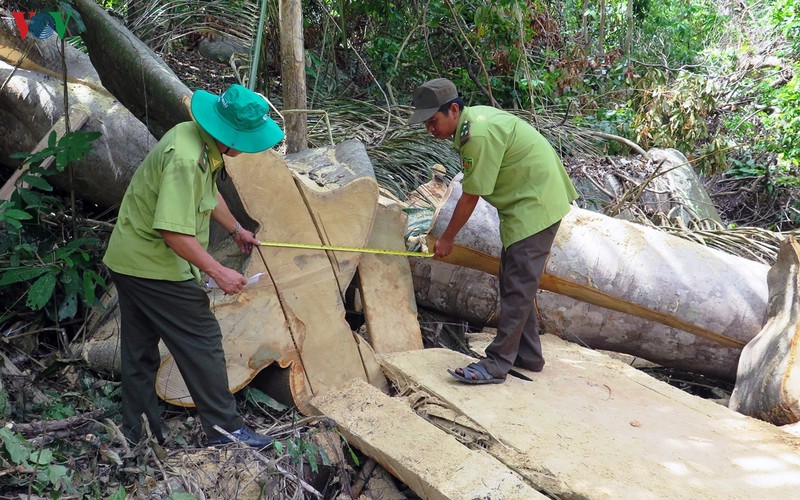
[205,272,266,289]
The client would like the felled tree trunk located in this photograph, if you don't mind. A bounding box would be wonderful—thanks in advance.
[730,236,800,424]
[410,258,744,380]
[427,176,768,358]
[0,49,156,208]
[72,0,191,139]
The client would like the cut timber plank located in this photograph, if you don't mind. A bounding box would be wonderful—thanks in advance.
[156,150,388,411]
[380,336,800,499]
[0,106,90,200]
[232,150,387,413]
[358,202,423,353]
[311,378,545,500]
[288,141,380,295]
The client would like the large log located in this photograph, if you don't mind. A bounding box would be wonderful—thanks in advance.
[409,258,743,380]
[72,0,192,139]
[428,175,769,351]
[730,236,800,423]
[0,54,156,208]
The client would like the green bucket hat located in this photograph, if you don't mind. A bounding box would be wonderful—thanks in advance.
[191,84,285,153]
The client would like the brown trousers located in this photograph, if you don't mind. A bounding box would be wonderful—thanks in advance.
[111,271,242,443]
[481,220,561,378]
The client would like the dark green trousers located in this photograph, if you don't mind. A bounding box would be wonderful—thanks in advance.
[110,271,242,443]
[481,220,561,378]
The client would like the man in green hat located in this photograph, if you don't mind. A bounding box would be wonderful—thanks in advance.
[103,84,284,447]
[408,78,579,384]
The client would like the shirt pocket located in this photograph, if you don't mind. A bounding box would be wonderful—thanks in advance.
[195,193,218,243]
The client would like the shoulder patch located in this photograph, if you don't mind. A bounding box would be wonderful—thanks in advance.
[462,156,474,173]
[197,143,209,173]
[460,120,471,146]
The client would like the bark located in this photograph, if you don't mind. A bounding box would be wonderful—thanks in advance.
[11,409,106,438]
[72,0,192,139]
[0,61,156,209]
[428,175,768,351]
[730,236,800,424]
[279,0,308,153]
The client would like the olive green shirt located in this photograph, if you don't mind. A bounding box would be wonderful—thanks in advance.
[103,122,224,281]
[454,106,578,248]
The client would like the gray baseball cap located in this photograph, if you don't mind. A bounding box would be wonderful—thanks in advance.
[407,78,458,125]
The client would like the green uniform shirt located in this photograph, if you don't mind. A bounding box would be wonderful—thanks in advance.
[103,122,224,281]
[454,106,578,248]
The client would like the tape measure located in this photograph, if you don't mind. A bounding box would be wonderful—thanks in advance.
[259,241,433,258]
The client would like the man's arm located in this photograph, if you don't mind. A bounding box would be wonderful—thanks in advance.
[433,192,480,258]
[211,193,259,253]
[160,230,247,295]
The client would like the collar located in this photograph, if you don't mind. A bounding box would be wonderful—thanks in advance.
[195,122,224,172]
[452,106,470,151]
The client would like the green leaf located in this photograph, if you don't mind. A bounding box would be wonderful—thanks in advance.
[0,428,31,465]
[29,448,54,466]
[43,463,70,486]
[0,267,49,286]
[55,149,69,171]
[245,387,289,412]
[108,485,127,500]
[82,270,103,305]
[16,187,43,207]
[57,292,78,320]
[20,175,53,192]
[166,494,198,500]
[2,208,32,221]
[305,446,319,473]
[1,217,22,229]
[26,272,58,311]
[273,440,284,453]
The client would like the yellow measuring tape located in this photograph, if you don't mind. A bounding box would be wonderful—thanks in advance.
[259,241,433,258]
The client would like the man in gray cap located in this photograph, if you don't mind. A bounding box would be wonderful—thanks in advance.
[408,78,578,384]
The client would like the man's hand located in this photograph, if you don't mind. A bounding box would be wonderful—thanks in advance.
[232,228,259,254]
[160,230,248,295]
[434,192,479,259]
[207,266,248,295]
[434,237,454,258]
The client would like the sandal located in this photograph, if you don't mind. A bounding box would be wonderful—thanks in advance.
[447,363,506,385]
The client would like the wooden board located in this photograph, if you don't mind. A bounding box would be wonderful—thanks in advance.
[378,336,800,499]
[311,379,545,500]
[156,150,388,412]
[358,202,423,353]
[286,140,381,296]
